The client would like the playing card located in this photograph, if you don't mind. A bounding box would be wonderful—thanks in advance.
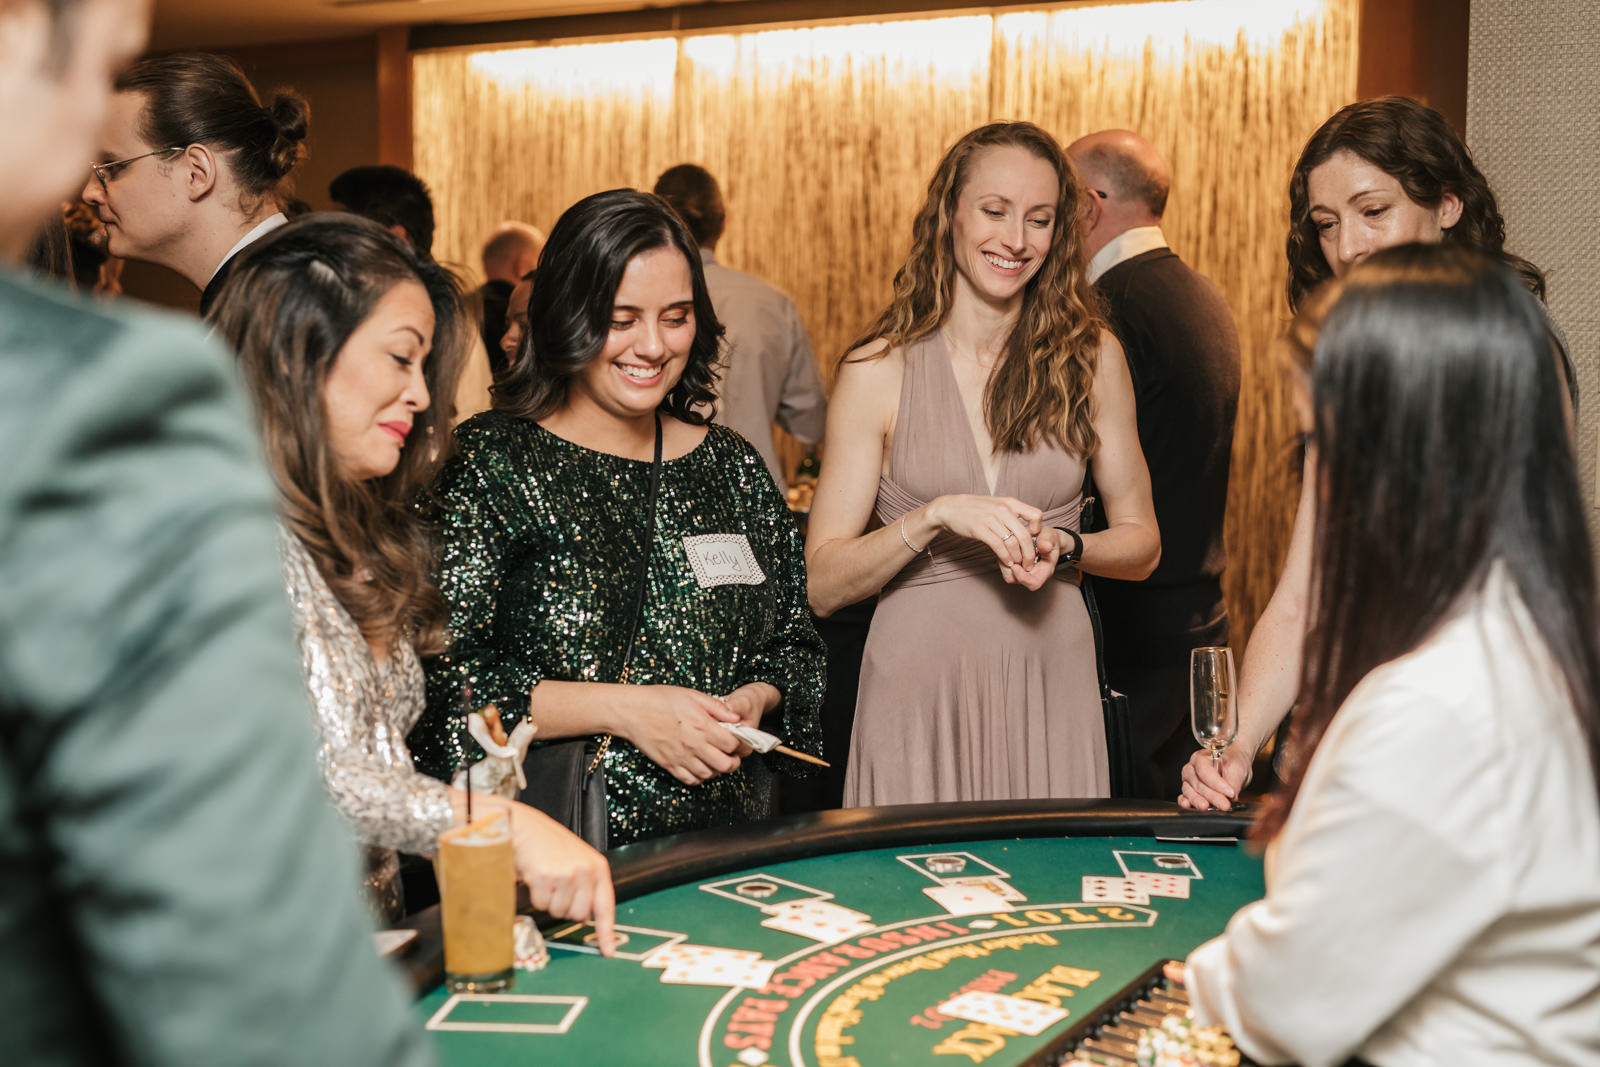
[923,884,1015,915]
[1128,871,1190,898]
[660,956,778,988]
[760,901,876,942]
[946,876,1027,902]
[1080,876,1149,904]
[938,991,1068,1036]
[642,944,760,970]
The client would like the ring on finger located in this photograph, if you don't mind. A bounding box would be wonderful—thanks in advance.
[1000,532,1016,543]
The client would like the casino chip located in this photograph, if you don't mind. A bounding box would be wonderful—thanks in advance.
[925,854,968,875]
[735,880,780,899]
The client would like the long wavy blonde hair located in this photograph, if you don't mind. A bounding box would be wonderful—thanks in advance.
[848,121,1105,456]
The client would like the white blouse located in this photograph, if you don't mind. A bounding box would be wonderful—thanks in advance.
[1186,574,1600,1066]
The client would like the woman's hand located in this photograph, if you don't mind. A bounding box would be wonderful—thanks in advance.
[507,802,616,955]
[927,494,1044,568]
[720,682,779,729]
[1178,747,1253,811]
[999,526,1062,591]
[621,686,746,786]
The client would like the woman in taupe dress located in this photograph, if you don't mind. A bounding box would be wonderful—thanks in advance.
[807,122,1160,806]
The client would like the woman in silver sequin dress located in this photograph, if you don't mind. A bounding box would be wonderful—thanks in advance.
[212,215,615,938]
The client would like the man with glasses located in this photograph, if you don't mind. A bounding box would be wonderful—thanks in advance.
[1066,129,1242,802]
[0,1,433,1062]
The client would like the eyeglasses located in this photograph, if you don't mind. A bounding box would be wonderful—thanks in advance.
[1088,188,1109,201]
[89,146,183,191]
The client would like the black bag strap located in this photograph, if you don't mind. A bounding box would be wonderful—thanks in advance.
[1077,465,1114,699]
[587,413,663,773]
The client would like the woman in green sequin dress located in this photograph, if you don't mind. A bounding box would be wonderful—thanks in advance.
[412,189,824,847]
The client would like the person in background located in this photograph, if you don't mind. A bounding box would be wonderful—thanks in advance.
[0,0,431,1061]
[1180,96,1574,811]
[498,269,536,373]
[330,164,436,258]
[807,122,1160,806]
[212,214,615,936]
[653,164,827,493]
[81,51,307,316]
[1066,129,1240,800]
[412,189,825,847]
[478,220,544,375]
[1182,245,1600,1065]
[330,164,493,423]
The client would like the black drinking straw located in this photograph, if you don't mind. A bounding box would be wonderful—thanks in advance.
[461,684,474,824]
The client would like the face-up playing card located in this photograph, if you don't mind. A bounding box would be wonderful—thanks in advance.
[760,901,876,942]
[1080,876,1150,905]
[945,876,1027,902]
[1127,871,1190,899]
[660,955,777,989]
[923,883,1015,915]
[938,991,1068,1036]
[641,944,760,970]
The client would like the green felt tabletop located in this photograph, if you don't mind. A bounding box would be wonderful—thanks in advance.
[418,834,1264,1066]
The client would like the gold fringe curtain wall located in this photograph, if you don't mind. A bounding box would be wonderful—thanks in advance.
[413,0,1357,642]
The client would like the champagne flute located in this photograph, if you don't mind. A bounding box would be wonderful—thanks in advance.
[1190,646,1238,772]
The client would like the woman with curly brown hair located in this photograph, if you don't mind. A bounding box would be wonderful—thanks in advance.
[808,121,1160,806]
[213,214,614,938]
[1180,96,1574,812]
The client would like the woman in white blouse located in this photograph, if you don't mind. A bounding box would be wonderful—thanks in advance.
[1182,244,1600,1066]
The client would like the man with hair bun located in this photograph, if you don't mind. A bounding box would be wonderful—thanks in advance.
[1067,129,1241,800]
[81,51,309,315]
[0,0,432,1061]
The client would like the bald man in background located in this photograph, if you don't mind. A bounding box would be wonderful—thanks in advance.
[1067,130,1241,801]
[478,221,544,375]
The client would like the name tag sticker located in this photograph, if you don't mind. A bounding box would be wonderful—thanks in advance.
[682,534,766,588]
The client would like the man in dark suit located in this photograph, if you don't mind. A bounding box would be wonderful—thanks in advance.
[1067,130,1241,800]
[1,1,433,1061]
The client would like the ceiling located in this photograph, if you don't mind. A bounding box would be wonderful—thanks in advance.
[149,0,684,50]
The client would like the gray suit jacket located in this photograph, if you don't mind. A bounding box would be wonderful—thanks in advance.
[0,269,433,1064]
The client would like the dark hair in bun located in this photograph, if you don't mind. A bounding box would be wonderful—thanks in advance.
[116,52,310,207]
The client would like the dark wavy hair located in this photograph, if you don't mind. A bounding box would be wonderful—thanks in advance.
[1256,244,1600,842]
[116,53,309,214]
[494,188,722,423]
[1286,96,1543,312]
[211,214,468,655]
[847,121,1104,457]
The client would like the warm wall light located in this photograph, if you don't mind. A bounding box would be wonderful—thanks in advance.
[1000,0,1325,51]
[682,16,994,83]
[469,38,677,99]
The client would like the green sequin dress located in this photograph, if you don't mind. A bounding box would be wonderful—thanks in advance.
[412,411,825,847]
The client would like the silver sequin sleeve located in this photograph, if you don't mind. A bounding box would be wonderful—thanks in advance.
[281,531,454,858]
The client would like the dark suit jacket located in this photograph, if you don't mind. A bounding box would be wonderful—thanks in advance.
[1094,246,1241,595]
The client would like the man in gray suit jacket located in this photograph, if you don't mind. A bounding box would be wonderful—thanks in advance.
[0,1,433,1062]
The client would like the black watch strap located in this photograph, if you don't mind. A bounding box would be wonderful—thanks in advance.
[1055,526,1084,566]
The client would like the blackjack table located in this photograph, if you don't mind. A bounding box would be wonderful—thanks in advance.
[401,800,1261,1066]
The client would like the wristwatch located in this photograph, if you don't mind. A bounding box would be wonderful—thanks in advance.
[1055,526,1084,567]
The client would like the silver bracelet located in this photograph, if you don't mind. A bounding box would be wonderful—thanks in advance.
[899,515,930,556]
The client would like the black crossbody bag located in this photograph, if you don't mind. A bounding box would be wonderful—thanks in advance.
[516,415,663,851]
[1075,468,1141,799]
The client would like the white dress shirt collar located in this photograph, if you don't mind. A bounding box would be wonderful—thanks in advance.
[208,212,289,285]
[1087,225,1169,282]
